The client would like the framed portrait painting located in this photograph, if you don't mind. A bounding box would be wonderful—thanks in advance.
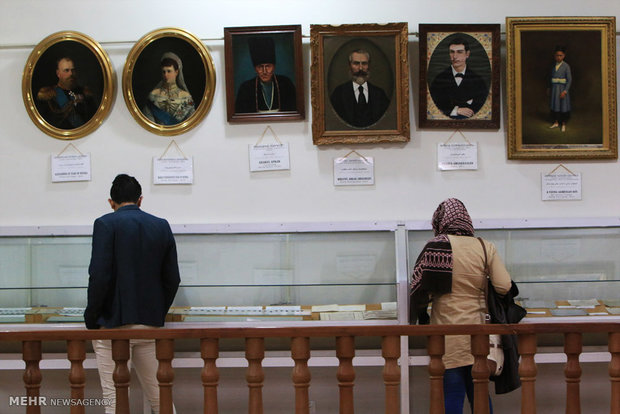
[123,28,216,136]
[506,17,617,160]
[22,31,115,140]
[419,24,500,129]
[310,23,410,145]
[224,25,305,123]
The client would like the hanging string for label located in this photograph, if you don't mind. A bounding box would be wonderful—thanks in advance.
[341,149,369,163]
[159,139,188,160]
[547,164,576,176]
[444,129,472,145]
[57,143,84,156]
[255,125,283,146]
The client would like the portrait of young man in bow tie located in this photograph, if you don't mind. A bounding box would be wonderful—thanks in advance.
[428,36,490,120]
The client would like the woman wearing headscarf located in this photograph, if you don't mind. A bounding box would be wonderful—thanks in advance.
[410,198,512,413]
[143,52,195,125]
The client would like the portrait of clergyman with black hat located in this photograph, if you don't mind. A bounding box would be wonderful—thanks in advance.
[225,25,304,122]
[234,36,297,114]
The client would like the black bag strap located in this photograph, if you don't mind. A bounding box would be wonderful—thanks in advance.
[478,236,490,277]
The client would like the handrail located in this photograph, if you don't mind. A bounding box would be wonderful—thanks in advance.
[3,322,620,414]
[2,216,620,236]
[2,322,620,341]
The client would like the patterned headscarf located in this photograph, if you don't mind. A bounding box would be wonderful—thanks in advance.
[432,198,474,237]
[409,198,474,324]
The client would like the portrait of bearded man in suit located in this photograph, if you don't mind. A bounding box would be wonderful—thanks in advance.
[329,49,390,128]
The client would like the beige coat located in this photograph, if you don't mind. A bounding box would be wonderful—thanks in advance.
[430,235,512,369]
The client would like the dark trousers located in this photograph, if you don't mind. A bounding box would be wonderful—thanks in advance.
[443,365,493,414]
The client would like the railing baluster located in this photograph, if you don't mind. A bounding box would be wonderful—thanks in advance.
[246,337,265,414]
[382,335,400,414]
[112,339,131,414]
[565,332,582,414]
[291,336,312,414]
[336,335,356,414]
[427,334,445,414]
[470,334,490,414]
[201,338,219,414]
[518,333,537,414]
[157,338,175,414]
[291,336,311,414]
[67,339,86,414]
[609,332,620,414]
[23,340,42,414]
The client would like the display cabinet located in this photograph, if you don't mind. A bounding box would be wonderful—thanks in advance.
[0,222,403,324]
[2,219,620,414]
[408,218,620,320]
[2,218,620,324]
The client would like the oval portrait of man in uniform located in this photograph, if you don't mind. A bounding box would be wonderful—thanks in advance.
[23,31,114,140]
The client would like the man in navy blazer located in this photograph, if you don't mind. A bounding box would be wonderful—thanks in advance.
[85,174,180,414]
[330,49,390,128]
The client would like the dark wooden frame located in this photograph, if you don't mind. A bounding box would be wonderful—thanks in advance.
[419,24,500,129]
[506,16,617,160]
[310,23,410,145]
[22,31,115,140]
[224,25,305,123]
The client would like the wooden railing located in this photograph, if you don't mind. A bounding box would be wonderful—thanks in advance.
[2,322,620,414]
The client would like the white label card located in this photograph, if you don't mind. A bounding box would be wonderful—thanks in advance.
[333,157,374,186]
[541,173,582,201]
[437,143,478,170]
[153,157,193,184]
[51,154,91,182]
[249,143,290,172]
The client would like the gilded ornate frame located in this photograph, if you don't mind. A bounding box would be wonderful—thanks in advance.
[310,23,410,145]
[506,16,617,159]
[123,28,216,136]
[22,31,115,140]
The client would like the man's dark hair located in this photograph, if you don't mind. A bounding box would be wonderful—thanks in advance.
[110,174,142,204]
[554,45,567,54]
[448,36,470,52]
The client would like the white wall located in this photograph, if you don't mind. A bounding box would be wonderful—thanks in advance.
[1,0,618,227]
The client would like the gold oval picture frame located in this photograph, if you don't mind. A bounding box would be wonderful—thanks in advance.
[123,28,216,136]
[22,31,115,140]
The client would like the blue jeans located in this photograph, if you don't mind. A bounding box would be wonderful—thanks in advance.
[443,365,493,414]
